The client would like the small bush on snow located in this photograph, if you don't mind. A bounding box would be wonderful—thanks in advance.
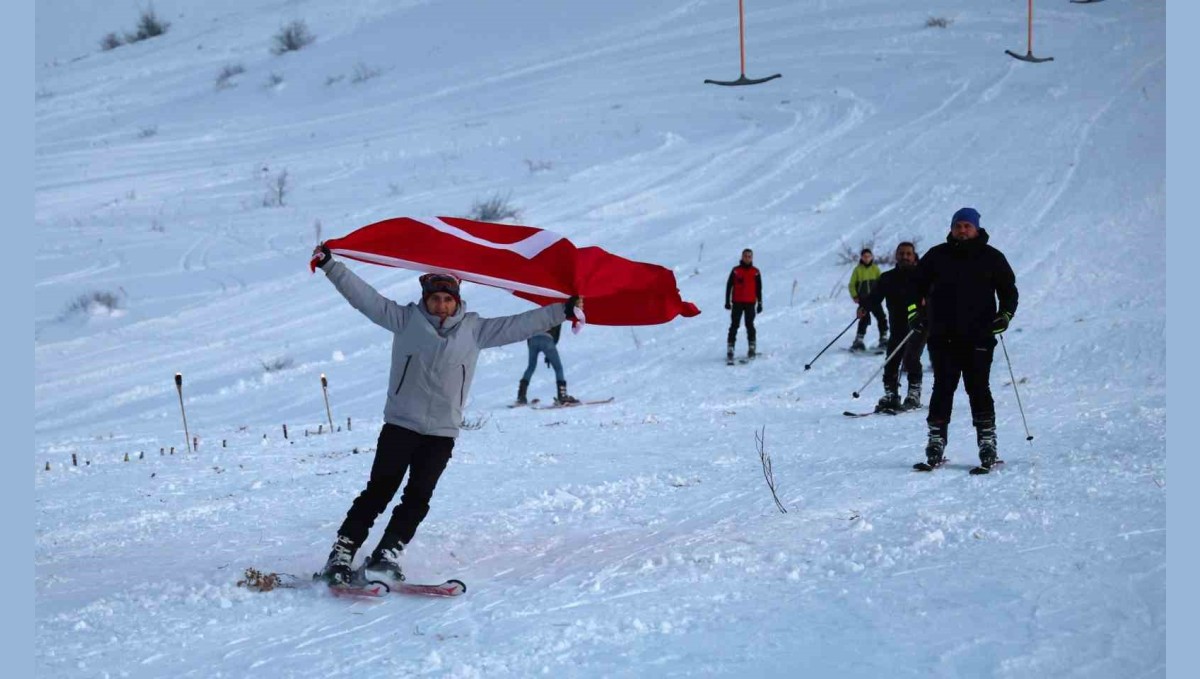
[271,20,316,55]
[467,193,521,222]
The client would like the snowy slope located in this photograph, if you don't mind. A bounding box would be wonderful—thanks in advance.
[35,1,1165,676]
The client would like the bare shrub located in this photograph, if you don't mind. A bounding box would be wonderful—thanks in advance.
[756,427,787,514]
[926,17,952,29]
[835,231,922,266]
[325,74,345,86]
[271,20,315,55]
[468,193,521,222]
[125,7,171,43]
[100,33,123,51]
[524,159,554,173]
[461,413,491,430]
[215,63,245,90]
[259,357,294,373]
[262,169,289,207]
[264,72,285,89]
[350,62,381,84]
[137,125,158,139]
[61,291,122,319]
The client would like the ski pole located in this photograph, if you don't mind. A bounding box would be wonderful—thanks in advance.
[804,317,858,370]
[320,373,334,434]
[999,334,1034,441]
[175,373,192,453]
[851,328,916,398]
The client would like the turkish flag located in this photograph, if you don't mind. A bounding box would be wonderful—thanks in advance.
[312,217,700,326]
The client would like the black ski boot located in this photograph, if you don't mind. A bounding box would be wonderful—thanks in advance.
[975,419,998,470]
[875,331,889,352]
[555,380,580,405]
[516,379,530,405]
[727,342,735,364]
[876,387,902,413]
[748,341,757,360]
[902,383,922,411]
[914,423,947,470]
[319,534,358,586]
[361,537,406,589]
[850,333,867,352]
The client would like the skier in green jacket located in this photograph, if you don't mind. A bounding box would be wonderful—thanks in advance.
[848,248,887,351]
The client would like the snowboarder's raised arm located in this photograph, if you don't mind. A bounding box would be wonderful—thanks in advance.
[314,246,410,332]
[475,299,571,349]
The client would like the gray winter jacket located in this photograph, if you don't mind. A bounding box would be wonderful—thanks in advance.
[321,260,567,437]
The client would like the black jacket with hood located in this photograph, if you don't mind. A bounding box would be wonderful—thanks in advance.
[914,229,1018,344]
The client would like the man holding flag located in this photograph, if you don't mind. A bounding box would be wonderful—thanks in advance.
[310,243,581,587]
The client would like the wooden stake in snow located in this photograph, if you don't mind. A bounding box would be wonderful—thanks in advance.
[321,374,335,434]
[175,373,193,453]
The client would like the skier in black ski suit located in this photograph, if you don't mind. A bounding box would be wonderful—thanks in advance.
[909,208,1018,470]
[311,244,582,586]
[858,241,926,412]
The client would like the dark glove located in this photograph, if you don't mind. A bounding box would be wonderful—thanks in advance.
[544,358,552,368]
[907,303,926,334]
[856,306,867,319]
[756,302,763,313]
[725,302,732,310]
[991,311,1012,335]
[312,243,333,270]
[564,295,582,320]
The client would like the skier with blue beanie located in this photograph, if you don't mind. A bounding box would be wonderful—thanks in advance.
[907,208,1019,472]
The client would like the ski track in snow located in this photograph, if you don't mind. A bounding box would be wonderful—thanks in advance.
[34,0,1164,676]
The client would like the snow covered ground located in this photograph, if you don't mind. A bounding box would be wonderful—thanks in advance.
[35,0,1165,676]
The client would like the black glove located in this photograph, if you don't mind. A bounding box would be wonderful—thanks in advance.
[312,243,333,270]
[756,302,763,313]
[544,358,552,368]
[564,295,581,320]
[991,312,1012,335]
[907,303,927,334]
[725,302,732,310]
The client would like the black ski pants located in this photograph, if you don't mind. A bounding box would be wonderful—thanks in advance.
[883,330,926,393]
[727,302,757,345]
[926,337,996,430]
[338,423,454,551]
[857,299,886,338]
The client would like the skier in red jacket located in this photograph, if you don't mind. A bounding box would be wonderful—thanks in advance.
[725,248,763,362]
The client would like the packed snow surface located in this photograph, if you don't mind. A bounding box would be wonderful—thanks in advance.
[35,0,1164,676]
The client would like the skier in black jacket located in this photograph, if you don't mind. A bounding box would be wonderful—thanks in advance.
[859,241,926,412]
[909,208,1018,470]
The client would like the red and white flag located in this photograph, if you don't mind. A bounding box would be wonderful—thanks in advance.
[311,217,700,326]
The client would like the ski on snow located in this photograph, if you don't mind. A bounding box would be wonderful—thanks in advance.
[530,397,615,410]
[302,573,467,598]
[843,406,924,418]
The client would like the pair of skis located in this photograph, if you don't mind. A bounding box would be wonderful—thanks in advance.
[913,459,1005,475]
[305,572,466,598]
[510,397,615,410]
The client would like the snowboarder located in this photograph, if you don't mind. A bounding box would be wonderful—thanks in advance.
[858,241,926,412]
[311,244,581,586]
[725,248,763,362]
[516,323,578,406]
[909,208,1018,471]
[849,248,887,351]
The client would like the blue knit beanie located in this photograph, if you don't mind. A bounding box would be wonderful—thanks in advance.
[951,207,980,229]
